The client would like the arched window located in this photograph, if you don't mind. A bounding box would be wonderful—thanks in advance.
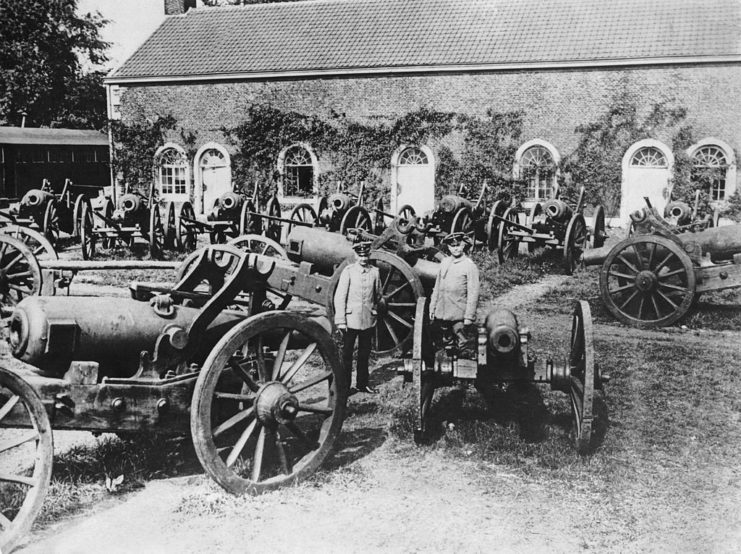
[157,147,188,197]
[630,147,668,168]
[199,148,226,171]
[692,145,729,201]
[282,145,314,197]
[520,145,555,200]
[398,147,429,165]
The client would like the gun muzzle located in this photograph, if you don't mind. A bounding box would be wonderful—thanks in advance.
[485,308,519,355]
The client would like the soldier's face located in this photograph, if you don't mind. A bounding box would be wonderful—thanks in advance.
[448,242,464,257]
[357,251,370,265]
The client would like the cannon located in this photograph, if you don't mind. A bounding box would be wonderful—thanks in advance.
[630,193,720,235]
[496,186,606,274]
[10,179,91,245]
[310,181,383,236]
[0,246,347,552]
[398,299,606,450]
[582,205,741,327]
[78,183,168,259]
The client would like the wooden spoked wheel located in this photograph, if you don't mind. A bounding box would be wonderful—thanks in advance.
[72,194,90,238]
[79,203,96,260]
[410,297,435,444]
[0,368,53,553]
[191,311,346,494]
[599,235,696,327]
[228,234,287,260]
[563,214,588,275]
[485,200,507,251]
[148,205,166,259]
[330,251,423,355]
[42,200,60,245]
[0,226,57,262]
[450,207,473,236]
[339,206,373,235]
[287,203,317,234]
[373,198,386,235]
[175,202,198,252]
[163,202,177,249]
[528,202,544,226]
[592,205,606,249]
[497,208,521,263]
[0,235,42,307]
[239,200,260,237]
[263,196,282,243]
[394,204,417,235]
[568,300,597,454]
[100,199,115,249]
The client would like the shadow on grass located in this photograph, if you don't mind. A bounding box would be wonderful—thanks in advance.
[327,427,386,471]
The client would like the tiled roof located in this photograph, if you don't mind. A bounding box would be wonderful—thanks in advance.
[0,127,108,146]
[109,0,741,82]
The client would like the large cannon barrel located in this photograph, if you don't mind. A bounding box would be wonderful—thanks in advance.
[543,199,573,222]
[484,308,520,357]
[8,296,244,379]
[438,195,473,214]
[663,201,692,225]
[328,192,353,212]
[119,193,143,214]
[21,189,55,208]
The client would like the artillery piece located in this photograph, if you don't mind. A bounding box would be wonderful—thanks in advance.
[399,299,606,451]
[583,205,741,327]
[307,181,388,236]
[9,179,91,245]
[78,183,167,259]
[631,192,720,235]
[496,186,606,274]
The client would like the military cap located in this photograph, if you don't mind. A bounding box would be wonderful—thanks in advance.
[352,239,373,254]
[442,232,472,245]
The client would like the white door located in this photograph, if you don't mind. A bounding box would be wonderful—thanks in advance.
[200,149,231,214]
[392,147,435,215]
[621,146,671,222]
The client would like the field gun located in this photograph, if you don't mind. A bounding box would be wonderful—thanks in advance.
[0,246,348,552]
[630,193,719,235]
[495,186,606,274]
[582,205,741,327]
[398,299,606,450]
[302,181,387,236]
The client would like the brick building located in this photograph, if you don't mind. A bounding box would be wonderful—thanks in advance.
[105,0,741,222]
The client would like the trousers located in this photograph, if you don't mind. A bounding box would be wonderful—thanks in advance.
[341,327,374,388]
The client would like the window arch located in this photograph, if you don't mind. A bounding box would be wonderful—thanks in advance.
[281,144,316,198]
[630,147,668,168]
[155,144,188,199]
[690,144,730,201]
[517,143,558,201]
[398,147,429,166]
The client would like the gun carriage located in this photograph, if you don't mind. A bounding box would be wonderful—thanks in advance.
[631,193,720,235]
[495,186,606,274]
[398,299,606,450]
[8,179,91,245]
[583,206,741,327]
[296,181,387,236]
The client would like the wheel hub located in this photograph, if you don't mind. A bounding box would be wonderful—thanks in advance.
[255,381,299,426]
[634,270,658,292]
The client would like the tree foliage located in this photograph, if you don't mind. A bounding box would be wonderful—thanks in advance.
[110,116,177,191]
[0,0,109,129]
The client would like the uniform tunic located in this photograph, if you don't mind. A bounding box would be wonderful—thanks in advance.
[429,255,480,322]
[333,262,382,330]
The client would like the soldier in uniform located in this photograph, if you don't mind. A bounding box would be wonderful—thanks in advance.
[428,232,480,356]
[333,240,382,394]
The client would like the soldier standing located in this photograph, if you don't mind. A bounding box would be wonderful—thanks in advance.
[429,232,480,356]
[333,240,382,394]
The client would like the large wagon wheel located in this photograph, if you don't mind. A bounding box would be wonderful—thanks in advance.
[72,194,90,238]
[394,204,417,235]
[410,297,436,444]
[0,368,53,553]
[563,214,588,275]
[591,205,606,249]
[567,300,597,454]
[99,199,115,249]
[339,206,373,236]
[329,250,423,355]
[485,200,507,251]
[497,208,521,264]
[373,198,387,235]
[238,200,260,237]
[175,202,198,252]
[79,203,96,260]
[0,226,57,262]
[287,203,317,234]
[599,235,696,327]
[148,205,166,259]
[191,311,346,495]
[263,196,282,243]
[163,202,177,249]
[42,200,60,245]
[450,207,473,238]
[228,234,287,260]
[0,235,42,307]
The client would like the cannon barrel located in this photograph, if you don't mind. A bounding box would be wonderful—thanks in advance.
[219,191,243,212]
[8,296,244,379]
[484,308,520,356]
[438,195,473,214]
[120,193,143,214]
[543,199,573,222]
[328,192,352,212]
[583,223,741,266]
[663,201,692,225]
[21,189,55,208]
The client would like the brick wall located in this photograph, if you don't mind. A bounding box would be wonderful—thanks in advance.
[117,63,741,197]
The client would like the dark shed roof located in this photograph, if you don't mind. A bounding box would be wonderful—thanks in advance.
[0,127,108,146]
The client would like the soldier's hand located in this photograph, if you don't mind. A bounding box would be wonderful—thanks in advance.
[337,324,347,332]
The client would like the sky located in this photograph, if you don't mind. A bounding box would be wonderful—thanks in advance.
[77,0,168,69]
